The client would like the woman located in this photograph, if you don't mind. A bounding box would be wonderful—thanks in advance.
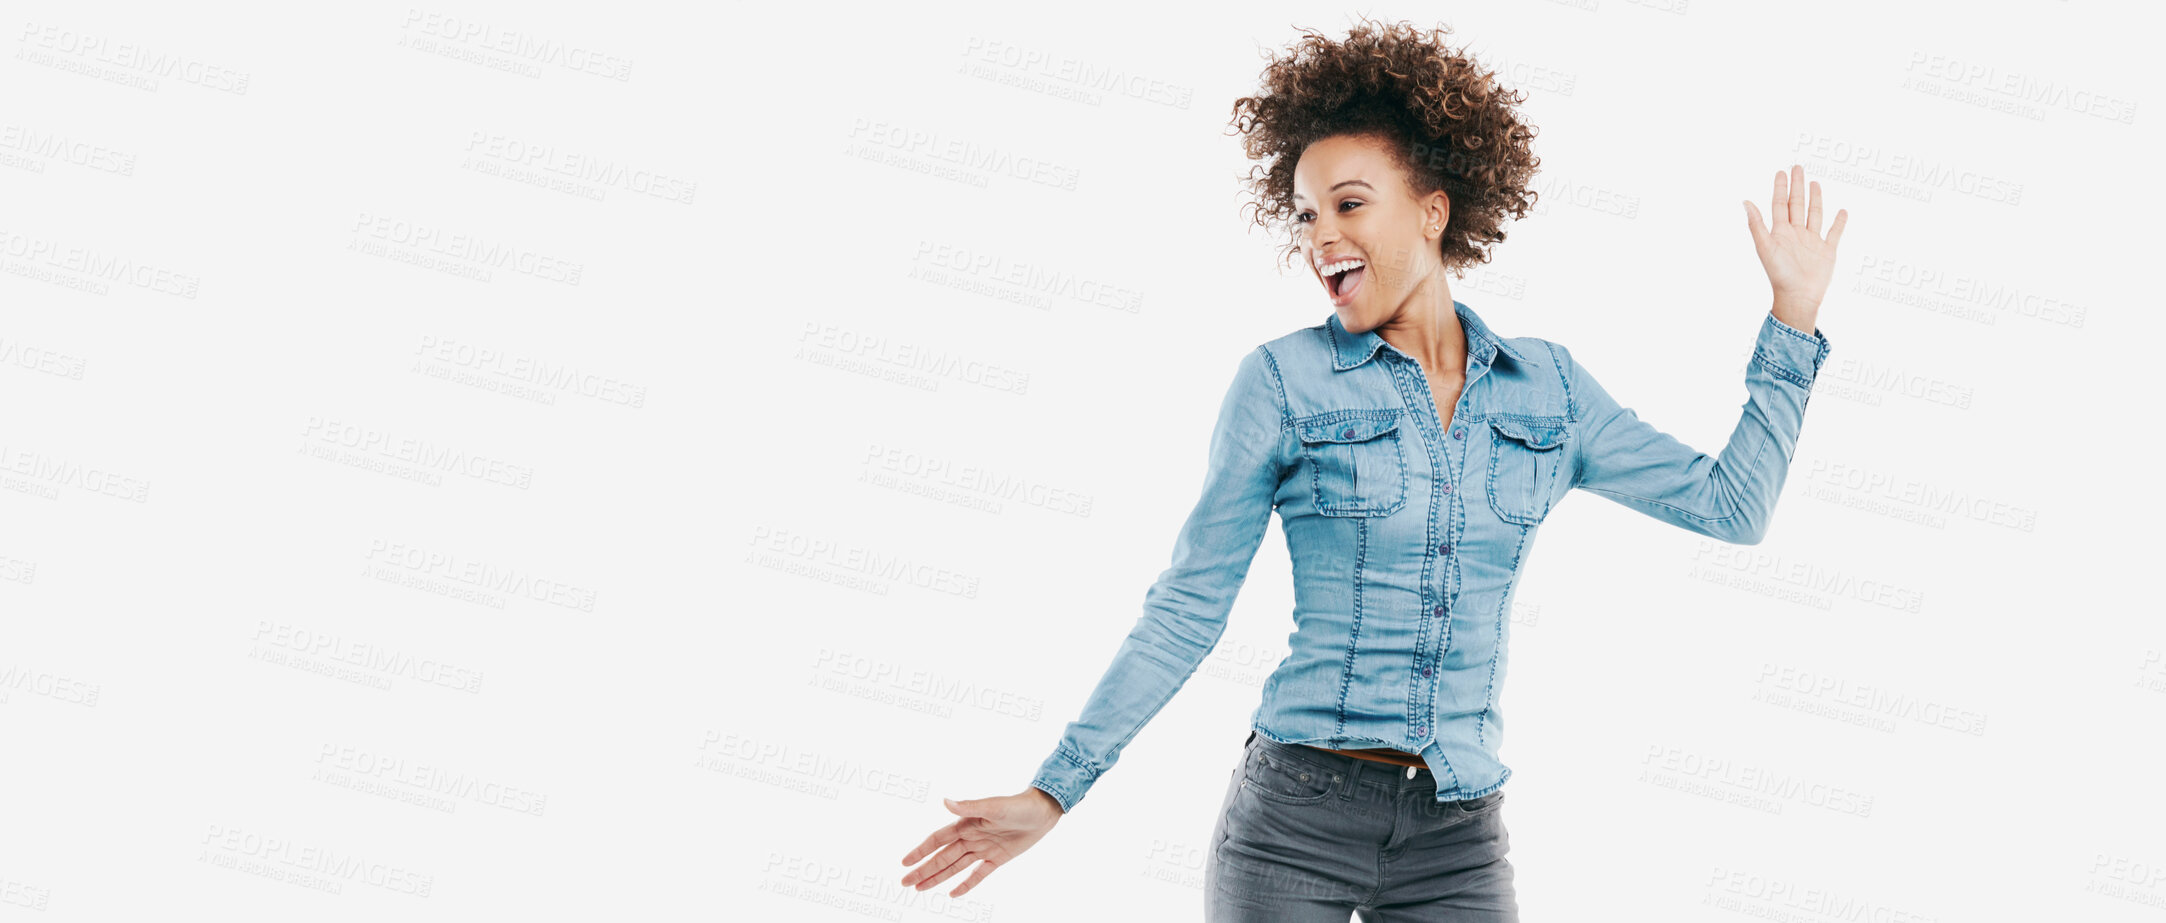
[899,18,1845,920]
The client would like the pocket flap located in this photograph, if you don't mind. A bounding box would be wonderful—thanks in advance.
[1488,416,1569,450]
[1297,414,1401,445]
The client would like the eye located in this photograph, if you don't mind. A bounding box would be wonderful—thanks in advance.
[1296,199,1361,223]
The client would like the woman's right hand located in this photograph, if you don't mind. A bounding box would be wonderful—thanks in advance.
[899,787,1063,897]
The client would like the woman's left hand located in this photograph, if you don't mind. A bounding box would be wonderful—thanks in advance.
[1744,164,1847,331]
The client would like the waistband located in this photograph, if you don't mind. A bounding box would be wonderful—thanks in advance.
[1298,742,1426,768]
[1248,729,1438,785]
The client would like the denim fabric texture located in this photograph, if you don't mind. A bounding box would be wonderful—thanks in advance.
[1207,731,1516,921]
[1030,300,1831,813]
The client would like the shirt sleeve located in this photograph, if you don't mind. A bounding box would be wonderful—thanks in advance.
[1554,312,1831,545]
[1028,345,1291,813]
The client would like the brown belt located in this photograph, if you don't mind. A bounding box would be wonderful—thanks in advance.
[1297,743,1426,769]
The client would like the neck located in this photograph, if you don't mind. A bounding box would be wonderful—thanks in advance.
[1376,274,1465,375]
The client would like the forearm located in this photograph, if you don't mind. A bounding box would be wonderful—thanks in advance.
[1029,614,1220,813]
[1563,312,1832,543]
[1027,345,1288,814]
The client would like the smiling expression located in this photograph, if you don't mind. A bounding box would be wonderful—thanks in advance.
[1291,134,1455,332]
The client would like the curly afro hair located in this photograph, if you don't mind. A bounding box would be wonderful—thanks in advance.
[1228,17,1542,275]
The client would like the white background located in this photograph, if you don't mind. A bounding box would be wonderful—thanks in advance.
[3,1,2159,920]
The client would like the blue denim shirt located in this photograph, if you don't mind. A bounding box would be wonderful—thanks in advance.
[1029,300,1831,812]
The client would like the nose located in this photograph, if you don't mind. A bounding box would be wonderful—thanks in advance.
[1305,219,1337,258]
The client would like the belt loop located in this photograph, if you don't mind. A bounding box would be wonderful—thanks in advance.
[1339,752,1362,800]
[1244,729,1256,747]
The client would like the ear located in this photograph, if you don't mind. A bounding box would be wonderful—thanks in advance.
[1424,190,1451,237]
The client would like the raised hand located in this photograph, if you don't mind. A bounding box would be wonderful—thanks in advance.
[1743,164,1848,329]
[899,787,1063,898]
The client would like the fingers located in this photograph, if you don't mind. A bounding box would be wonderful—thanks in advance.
[944,796,986,818]
[1826,208,1848,250]
[948,860,999,898]
[1806,180,1823,235]
[1788,164,1807,226]
[907,843,975,892]
[900,821,962,867]
[1770,169,1789,227]
[1743,201,1769,254]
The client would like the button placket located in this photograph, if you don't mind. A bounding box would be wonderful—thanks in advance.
[1390,352,1457,759]
[1417,362,1454,627]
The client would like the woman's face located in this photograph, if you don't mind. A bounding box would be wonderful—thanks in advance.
[1292,134,1450,333]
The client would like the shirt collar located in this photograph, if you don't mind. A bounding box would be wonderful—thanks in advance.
[1327,301,1529,372]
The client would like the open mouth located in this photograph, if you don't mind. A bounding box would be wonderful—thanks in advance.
[1323,259,1367,304]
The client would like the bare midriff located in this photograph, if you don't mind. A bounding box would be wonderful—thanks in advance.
[1297,743,1426,769]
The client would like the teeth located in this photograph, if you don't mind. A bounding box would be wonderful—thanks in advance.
[1322,258,1366,277]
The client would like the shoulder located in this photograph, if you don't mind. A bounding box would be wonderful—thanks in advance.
[1225,321,1335,387]
[1257,320,1333,365]
[1507,334,1568,372]
[1508,334,1615,424]
[1496,332,1573,386]
[1490,333,1580,420]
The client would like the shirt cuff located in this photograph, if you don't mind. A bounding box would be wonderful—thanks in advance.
[1028,747,1093,814]
[1751,312,1832,389]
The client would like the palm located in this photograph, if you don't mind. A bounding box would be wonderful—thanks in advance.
[1744,164,1848,312]
[899,791,1060,898]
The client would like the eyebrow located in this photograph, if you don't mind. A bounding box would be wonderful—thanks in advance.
[1293,179,1375,203]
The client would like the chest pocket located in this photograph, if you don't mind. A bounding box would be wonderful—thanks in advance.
[1486,416,1569,525]
[1295,412,1407,518]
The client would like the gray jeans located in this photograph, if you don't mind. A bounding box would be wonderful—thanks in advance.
[1206,731,1517,921]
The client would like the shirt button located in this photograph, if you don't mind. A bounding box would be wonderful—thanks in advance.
[1422,666,1432,677]
[1452,428,1463,440]
[1432,605,1445,617]
[1340,426,1356,439]
[1439,543,1451,555]
[1442,483,1452,494]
